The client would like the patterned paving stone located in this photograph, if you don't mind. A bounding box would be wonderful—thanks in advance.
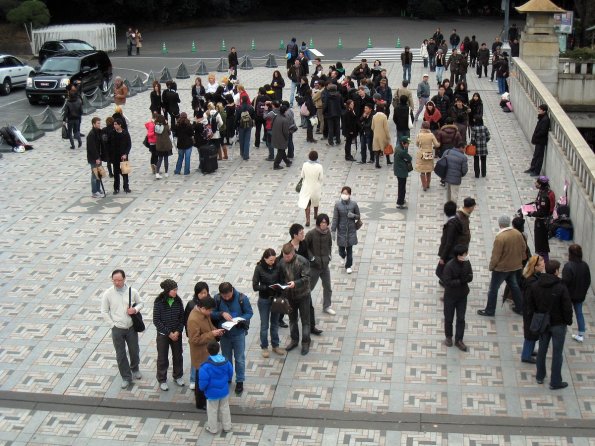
[9,323,51,340]
[519,394,568,418]
[37,412,91,437]
[405,364,448,385]
[275,426,324,445]
[284,386,332,410]
[34,345,82,367]
[64,374,114,397]
[338,428,386,445]
[350,361,393,382]
[403,391,448,414]
[0,343,34,364]
[13,371,64,393]
[0,408,32,435]
[344,388,390,413]
[462,392,508,416]
[460,366,504,387]
[401,432,446,445]
[210,424,262,446]
[407,338,447,359]
[150,418,202,444]
[92,415,145,441]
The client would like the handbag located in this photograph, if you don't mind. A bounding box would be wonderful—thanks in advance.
[465,144,477,156]
[355,218,363,230]
[129,287,145,332]
[384,144,394,156]
[295,178,303,193]
[92,165,107,179]
[529,312,550,335]
[407,108,414,129]
[309,116,319,127]
[271,296,291,314]
[61,125,68,139]
[143,136,150,148]
[406,160,413,172]
[300,103,310,117]
[120,160,132,174]
[422,151,434,160]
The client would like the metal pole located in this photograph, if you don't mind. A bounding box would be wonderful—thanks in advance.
[503,0,510,43]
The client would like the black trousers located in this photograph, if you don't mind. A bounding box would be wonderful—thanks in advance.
[195,369,206,409]
[396,176,407,205]
[112,161,129,192]
[327,116,340,144]
[273,148,290,167]
[444,295,468,341]
[473,155,487,177]
[530,144,546,174]
[289,296,311,344]
[156,333,183,383]
[344,134,356,159]
[254,117,265,147]
[477,63,488,77]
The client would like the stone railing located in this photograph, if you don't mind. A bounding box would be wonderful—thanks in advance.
[510,57,595,267]
[559,58,595,75]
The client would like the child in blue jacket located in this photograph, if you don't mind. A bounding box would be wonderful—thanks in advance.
[199,340,234,434]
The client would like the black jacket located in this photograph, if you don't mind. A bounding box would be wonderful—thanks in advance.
[478,48,490,64]
[278,254,310,301]
[228,51,238,68]
[175,122,194,149]
[438,216,463,261]
[112,129,131,158]
[150,90,162,113]
[162,89,180,115]
[526,273,573,327]
[522,274,541,340]
[63,96,83,121]
[252,261,282,299]
[531,113,550,145]
[442,258,473,299]
[401,51,413,65]
[467,39,479,56]
[324,91,343,118]
[562,260,591,303]
[86,127,103,163]
[153,294,185,335]
[393,104,411,131]
[342,109,358,136]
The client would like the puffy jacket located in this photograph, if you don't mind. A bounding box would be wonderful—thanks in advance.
[324,90,343,118]
[331,198,360,247]
[305,228,332,270]
[437,125,462,150]
[526,273,573,327]
[393,104,411,131]
[442,257,473,300]
[438,216,463,261]
[431,94,450,120]
[393,145,412,178]
[442,148,468,185]
[199,355,233,400]
[562,260,591,303]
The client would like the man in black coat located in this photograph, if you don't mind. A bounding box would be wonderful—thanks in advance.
[526,260,573,390]
[477,43,490,78]
[86,116,104,198]
[525,104,551,176]
[228,47,239,73]
[437,201,462,276]
[323,84,343,146]
[467,35,479,68]
[442,244,473,351]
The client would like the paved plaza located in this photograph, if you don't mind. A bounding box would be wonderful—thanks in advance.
[0,59,593,445]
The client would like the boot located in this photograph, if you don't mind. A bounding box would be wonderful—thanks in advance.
[222,146,228,160]
[218,147,223,160]
[386,154,392,165]
[305,206,311,227]
[313,207,319,220]
[426,173,432,189]
[375,152,381,168]
[306,126,315,142]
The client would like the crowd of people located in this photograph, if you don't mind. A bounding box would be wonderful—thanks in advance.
[90,25,592,434]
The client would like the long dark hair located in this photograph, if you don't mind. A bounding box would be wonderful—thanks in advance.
[259,248,276,265]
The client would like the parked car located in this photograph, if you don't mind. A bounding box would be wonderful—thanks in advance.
[38,39,95,64]
[0,54,35,96]
[26,51,112,105]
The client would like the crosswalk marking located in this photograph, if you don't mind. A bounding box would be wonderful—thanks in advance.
[352,47,452,62]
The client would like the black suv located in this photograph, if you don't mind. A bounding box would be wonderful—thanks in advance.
[38,39,94,64]
[26,51,112,104]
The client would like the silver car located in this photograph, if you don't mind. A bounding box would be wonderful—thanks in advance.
[0,54,35,96]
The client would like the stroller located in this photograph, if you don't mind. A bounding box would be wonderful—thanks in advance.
[0,126,34,152]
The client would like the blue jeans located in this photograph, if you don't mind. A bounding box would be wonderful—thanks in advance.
[289,81,298,107]
[484,270,522,315]
[90,163,101,194]
[257,297,280,348]
[220,331,246,383]
[175,147,192,175]
[536,325,567,386]
[521,339,536,361]
[66,119,81,149]
[429,55,436,71]
[436,66,445,84]
[497,77,506,95]
[403,64,411,82]
[573,302,585,334]
[238,127,251,159]
[360,132,372,162]
[190,364,197,383]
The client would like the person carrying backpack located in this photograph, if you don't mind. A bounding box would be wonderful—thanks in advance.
[235,96,256,160]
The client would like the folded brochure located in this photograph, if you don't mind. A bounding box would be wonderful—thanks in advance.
[222,317,246,331]
[269,283,290,290]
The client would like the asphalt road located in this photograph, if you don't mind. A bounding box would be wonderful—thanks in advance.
[0,16,509,127]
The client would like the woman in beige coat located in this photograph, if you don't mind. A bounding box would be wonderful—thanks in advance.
[298,150,324,226]
[371,103,392,168]
[415,121,440,191]
[187,296,224,409]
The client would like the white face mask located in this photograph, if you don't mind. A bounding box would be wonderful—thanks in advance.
[460,255,469,262]
[341,194,349,201]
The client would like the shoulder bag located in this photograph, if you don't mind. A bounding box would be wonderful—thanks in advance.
[384,144,394,156]
[295,177,303,193]
[129,287,145,332]
[120,160,132,174]
[271,296,291,314]
[465,144,477,156]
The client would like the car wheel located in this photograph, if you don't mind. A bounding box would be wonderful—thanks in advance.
[0,78,11,96]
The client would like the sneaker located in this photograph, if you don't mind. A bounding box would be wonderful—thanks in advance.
[121,380,130,389]
[572,334,584,343]
[160,382,169,391]
[346,267,353,274]
[92,192,103,198]
[272,347,286,356]
[164,172,169,178]
[175,378,185,387]
[261,348,270,358]
[189,382,196,390]
[323,307,336,315]
[133,371,142,380]
[155,173,161,179]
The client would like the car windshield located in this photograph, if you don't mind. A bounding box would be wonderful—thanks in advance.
[64,42,93,51]
[40,58,79,73]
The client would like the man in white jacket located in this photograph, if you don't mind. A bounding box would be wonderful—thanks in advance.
[101,269,144,389]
